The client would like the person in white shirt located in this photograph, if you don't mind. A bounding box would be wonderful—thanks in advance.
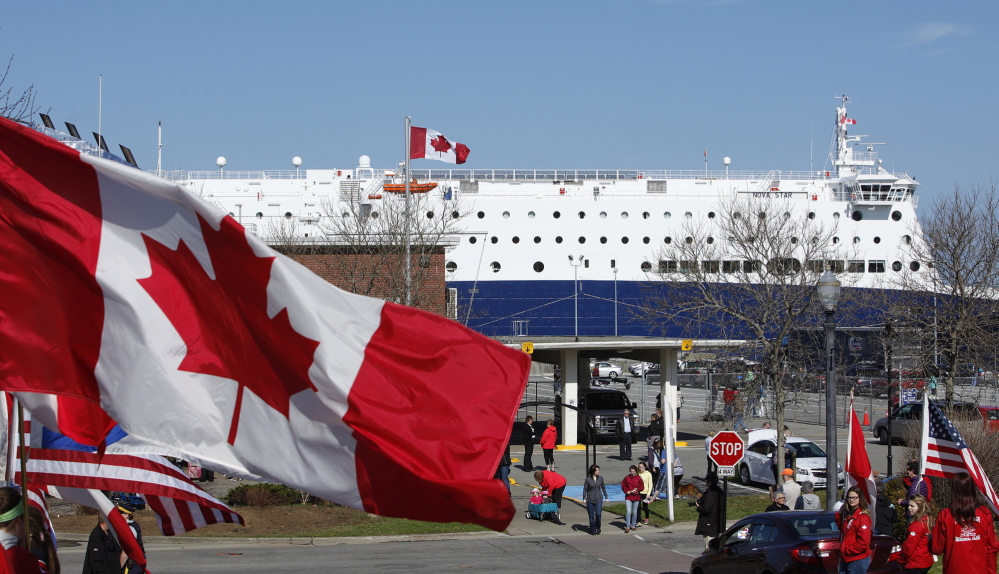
[777,468,801,510]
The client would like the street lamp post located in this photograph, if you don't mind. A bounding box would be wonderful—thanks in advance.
[613,265,619,336]
[884,320,894,476]
[817,270,842,510]
[569,255,584,342]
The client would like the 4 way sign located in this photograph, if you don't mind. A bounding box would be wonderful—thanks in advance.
[707,430,745,477]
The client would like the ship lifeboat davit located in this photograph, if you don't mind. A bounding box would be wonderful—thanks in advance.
[383,179,438,194]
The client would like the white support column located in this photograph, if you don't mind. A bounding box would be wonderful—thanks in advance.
[560,350,580,446]
[659,346,679,522]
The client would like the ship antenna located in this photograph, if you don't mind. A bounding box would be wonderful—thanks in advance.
[156,121,163,176]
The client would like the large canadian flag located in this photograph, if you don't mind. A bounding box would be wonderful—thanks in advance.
[0,118,529,530]
[410,126,470,164]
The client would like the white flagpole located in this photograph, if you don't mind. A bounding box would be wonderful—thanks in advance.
[920,390,930,476]
[404,116,412,306]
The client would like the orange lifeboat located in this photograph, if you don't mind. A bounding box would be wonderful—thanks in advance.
[383,179,438,194]
[367,194,383,199]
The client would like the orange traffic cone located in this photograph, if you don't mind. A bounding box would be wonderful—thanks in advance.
[863,408,870,426]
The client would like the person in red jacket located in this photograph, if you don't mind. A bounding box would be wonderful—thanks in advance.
[533,469,567,525]
[621,465,644,532]
[900,494,933,574]
[540,419,558,471]
[930,472,999,574]
[835,486,873,574]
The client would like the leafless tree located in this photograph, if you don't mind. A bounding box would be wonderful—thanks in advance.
[638,195,850,471]
[0,55,39,122]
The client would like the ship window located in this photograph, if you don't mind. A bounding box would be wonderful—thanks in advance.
[861,185,871,192]
[528,211,536,219]
[490,262,501,273]
[828,260,845,273]
[371,211,379,219]
[707,237,715,244]
[664,236,673,244]
[477,211,485,219]
[284,212,292,219]
[342,212,349,218]
[578,211,586,219]
[643,237,650,244]
[892,261,903,272]
[852,211,863,221]
[854,236,861,244]
[578,236,586,244]
[584,259,589,269]
[622,237,630,244]
[708,212,716,219]
[469,237,477,244]
[534,236,541,244]
[642,211,650,219]
[228,212,234,217]
[680,261,697,272]
[758,212,766,220]
[874,237,881,244]
[452,211,460,219]
[553,211,561,219]
[833,212,840,220]
[744,260,761,273]
[491,236,498,244]
[641,261,652,272]
[685,212,693,219]
[556,236,563,244]
[600,237,608,244]
[503,211,510,219]
[808,212,815,219]
[869,261,886,273]
[833,237,840,244]
[685,237,693,244]
[512,236,520,244]
[427,211,434,219]
[703,261,720,274]
[446,261,457,272]
[807,260,824,273]
[533,262,544,273]
[848,260,865,273]
[600,211,607,219]
[659,260,677,273]
[791,237,798,244]
[903,235,912,245]
[622,212,630,219]
[784,212,791,219]
[255,212,263,218]
[892,211,902,221]
[768,258,801,276]
[910,261,921,272]
[664,211,672,219]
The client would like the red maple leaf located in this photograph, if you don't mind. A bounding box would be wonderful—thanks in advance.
[430,134,452,154]
[138,214,320,445]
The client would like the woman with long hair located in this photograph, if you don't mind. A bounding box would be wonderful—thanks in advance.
[835,486,873,574]
[637,462,653,526]
[899,494,932,574]
[621,465,643,533]
[582,464,608,535]
[931,472,999,574]
[0,487,45,573]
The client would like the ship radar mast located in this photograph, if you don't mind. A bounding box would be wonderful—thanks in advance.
[832,95,876,177]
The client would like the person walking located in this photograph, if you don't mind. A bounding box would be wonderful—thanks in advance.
[695,473,724,549]
[621,465,643,532]
[930,472,999,574]
[83,512,123,574]
[533,469,567,525]
[899,494,933,574]
[795,481,822,510]
[582,464,608,535]
[637,462,653,526]
[540,419,557,471]
[616,409,634,460]
[836,486,873,574]
[522,415,536,471]
[732,388,748,433]
[722,385,736,421]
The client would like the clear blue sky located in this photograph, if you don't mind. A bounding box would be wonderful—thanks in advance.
[4,1,996,207]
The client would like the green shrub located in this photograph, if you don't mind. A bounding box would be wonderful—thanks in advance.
[224,483,299,507]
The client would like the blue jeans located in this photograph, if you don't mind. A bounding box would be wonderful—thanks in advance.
[586,500,602,532]
[839,555,871,574]
[497,465,510,494]
[734,412,747,432]
[624,500,639,529]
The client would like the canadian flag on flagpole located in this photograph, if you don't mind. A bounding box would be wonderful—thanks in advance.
[0,118,529,530]
[841,116,857,125]
[410,126,470,164]
[845,402,876,517]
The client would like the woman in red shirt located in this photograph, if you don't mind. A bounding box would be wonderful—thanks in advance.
[836,486,873,574]
[931,472,999,574]
[900,494,933,574]
[621,465,644,533]
[540,420,558,471]
[533,470,567,525]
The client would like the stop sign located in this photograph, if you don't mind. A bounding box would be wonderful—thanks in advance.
[707,431,745,467]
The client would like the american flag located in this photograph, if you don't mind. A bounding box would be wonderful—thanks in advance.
[923,400,999,515]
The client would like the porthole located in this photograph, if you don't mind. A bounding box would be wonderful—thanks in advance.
[664,212,672,219]
[255,212,263,218]
[708,212,716,219]
[533,262,545,273]
[642,212,650,219]
[833,237,840,244]
[665,236,673,244]
[791,237,798,244]
[503,211,510,219]
[371,212,379,219]
[910,261,921,272]
[284,212,293,219]
[685,237,693,244]
[852,211,863,221]
[477,211,485,219]
[599,211,607,219]
[578,236,586,244]
[733,212,742,220]
[874,237,881,244]
[556,236,563,244]
[512,236,520,244]
[622,237,630,244]
[903,235,912,245]
[426,211,434,219]
[446,261,457,272]
[854,236,861,244]
[643,237,650,244]
[685,212,693,219]
[534,236,541,244]
[707,237,715,244]
[490,236,498,244]
[528,211,536,219]
[783,212,791,219]
[553,211,561,219]
[341,212,350,218]
[452,210,460,219]
[600,237,607,244]
[578,211,586,219]
[892,261,903,272]
[469,237,477,244]
[812,236,819,244]
[490,262,501,273]
[833,213,840,220]
[621,211,630,219]
[228,212,235,217]
[891,211,902,221]
[808,212,815,219]
[641,261,652,272]
[758,212,766,220]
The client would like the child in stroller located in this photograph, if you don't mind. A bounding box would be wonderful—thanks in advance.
[526,489,559,521]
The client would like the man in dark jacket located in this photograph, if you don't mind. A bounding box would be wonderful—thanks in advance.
[616,409,634,460]
[765,493,790,511]
[522,415,536,471]
[83,513,122,574]
[873,480,897,537]
[695,472,724,549]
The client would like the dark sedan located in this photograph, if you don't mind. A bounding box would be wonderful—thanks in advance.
[689,511,901,574]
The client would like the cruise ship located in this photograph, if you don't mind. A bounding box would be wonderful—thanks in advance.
[36,98,926,339]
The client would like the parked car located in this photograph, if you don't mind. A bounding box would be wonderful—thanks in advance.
[628,361,655,377]
[872,401,981,445]
[727,429,843,488]
[591,361,622,378]
[689,511,902,574]
[980,406,999,432]
[575,388,638,443]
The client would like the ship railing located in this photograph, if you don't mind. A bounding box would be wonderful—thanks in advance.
[408,169,832,181]
[153,169,306,181]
